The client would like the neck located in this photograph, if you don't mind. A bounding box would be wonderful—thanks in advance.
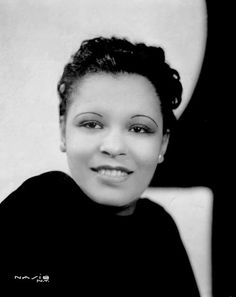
[86,198,138,216]
[115,200,137,216]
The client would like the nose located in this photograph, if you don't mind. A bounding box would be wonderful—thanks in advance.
[99,128,127,157]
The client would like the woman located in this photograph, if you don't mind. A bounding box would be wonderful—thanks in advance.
[0,36,200,295]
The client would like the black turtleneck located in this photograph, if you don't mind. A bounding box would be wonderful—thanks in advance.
[0,171,200,296]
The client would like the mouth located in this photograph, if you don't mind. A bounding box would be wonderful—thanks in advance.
[91,165,134,179]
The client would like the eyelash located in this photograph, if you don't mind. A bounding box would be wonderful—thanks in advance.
[129,125,153,134]
[79,121,153,134]
[79,121,102,129]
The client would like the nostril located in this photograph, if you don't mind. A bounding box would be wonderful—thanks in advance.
[99,135,127,157]
[101,150,111,156]
[101,150,126,157]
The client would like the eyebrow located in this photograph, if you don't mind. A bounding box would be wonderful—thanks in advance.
[130,115,158,127]
[75,112,103,118]
[74,112,158,127]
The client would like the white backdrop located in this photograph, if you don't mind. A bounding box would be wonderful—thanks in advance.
[0,1,209,294]
[0,0,207,199]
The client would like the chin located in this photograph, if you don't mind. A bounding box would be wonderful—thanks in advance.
[95,197,128,207]
[91,193,135,207]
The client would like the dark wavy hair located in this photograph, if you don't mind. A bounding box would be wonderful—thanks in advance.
[57,36,182,133]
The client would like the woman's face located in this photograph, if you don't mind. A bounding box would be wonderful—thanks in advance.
[60,72,169,207]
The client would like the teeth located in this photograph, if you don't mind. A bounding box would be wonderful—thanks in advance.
[97,169,128,177]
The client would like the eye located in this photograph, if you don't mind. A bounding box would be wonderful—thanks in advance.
[129,125,152,134]
[79,120,103,129]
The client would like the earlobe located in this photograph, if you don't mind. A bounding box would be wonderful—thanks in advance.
[159,132,170,163]
[158,154,164,163]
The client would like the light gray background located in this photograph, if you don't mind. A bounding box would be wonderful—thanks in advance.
[0,0,207,197]
[0,1,210,295]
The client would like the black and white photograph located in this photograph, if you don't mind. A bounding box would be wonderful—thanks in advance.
[0,1,232,296]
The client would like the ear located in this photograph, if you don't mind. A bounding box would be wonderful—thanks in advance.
[59,116,66,153]
[158,131,170,164]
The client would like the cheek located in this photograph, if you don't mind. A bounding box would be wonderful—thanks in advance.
[131,138,160,171]
[65,131,96,165]
[65,134,94,185]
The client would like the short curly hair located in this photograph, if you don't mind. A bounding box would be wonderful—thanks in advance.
[57,36,182,133]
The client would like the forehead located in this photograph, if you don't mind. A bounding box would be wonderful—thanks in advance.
[69,72,162,118]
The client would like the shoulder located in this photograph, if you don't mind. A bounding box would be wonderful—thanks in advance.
[19,170,73,188]
[0,171,76,210]
[136,197,180,233]
[136,197,173,220]
[137,198,200,296]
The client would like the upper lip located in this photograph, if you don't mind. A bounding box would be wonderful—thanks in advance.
[91,165,133,174]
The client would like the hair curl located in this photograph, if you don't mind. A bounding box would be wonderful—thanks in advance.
[57,36,182,132]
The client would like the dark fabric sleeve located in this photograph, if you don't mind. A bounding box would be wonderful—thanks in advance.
[154,202,201,297]
[0,177,35,283]
[166,215,200,296]
[0,171,68,284]
[139,199,201,297]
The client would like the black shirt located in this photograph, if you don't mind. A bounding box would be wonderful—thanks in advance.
[0,171,200,296]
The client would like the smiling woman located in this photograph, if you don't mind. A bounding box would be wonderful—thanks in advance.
[61,73,167,208]
[0,36,200,295]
